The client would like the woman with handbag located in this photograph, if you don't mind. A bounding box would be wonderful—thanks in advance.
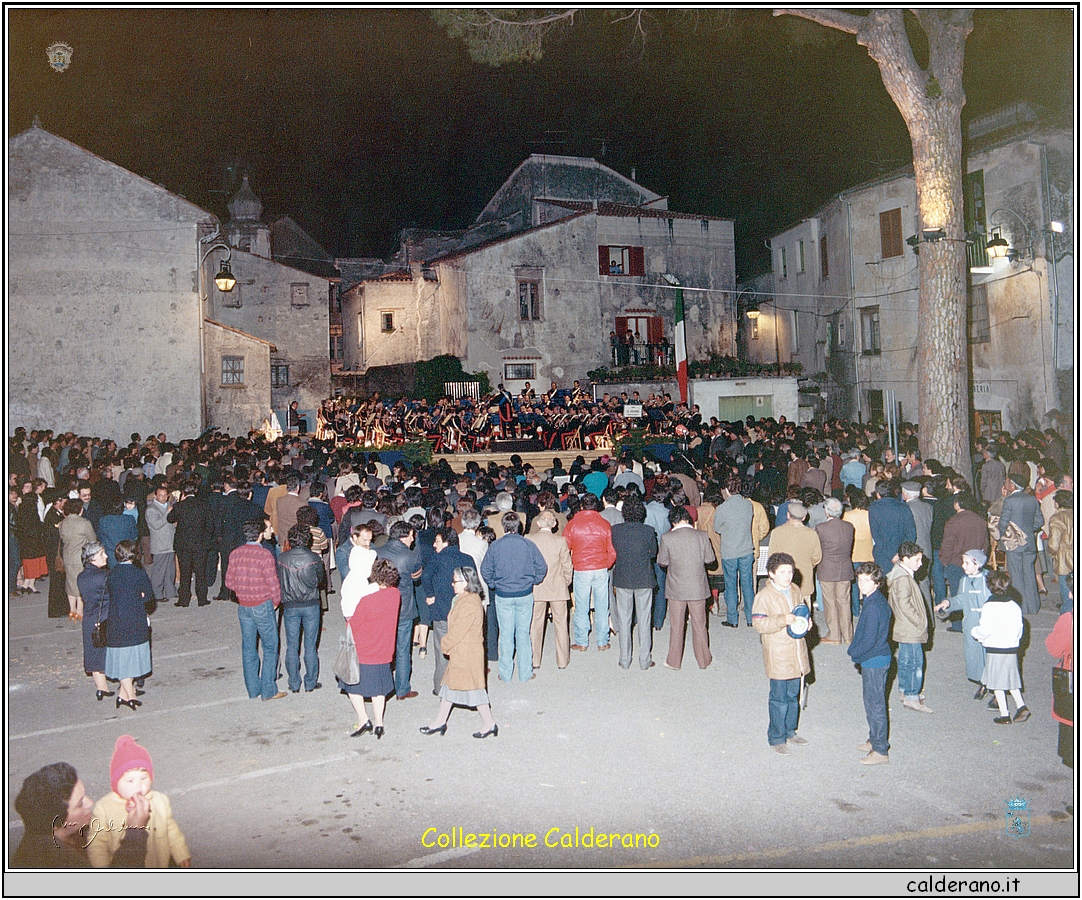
[1046,609,1073,768]
[77,542,114,702]
[42,489,69,618]
[339,559,400,739]
[104,540,153,711]
[420,566,498,739]
[59,498,97,621]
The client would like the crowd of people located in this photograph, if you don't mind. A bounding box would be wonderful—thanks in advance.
[9,403,1075,862]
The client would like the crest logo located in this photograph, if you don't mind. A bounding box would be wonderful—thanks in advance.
[46,41,73,73]
[1004,796,1030,839]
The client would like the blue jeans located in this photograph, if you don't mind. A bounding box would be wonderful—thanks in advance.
[930,550,946,604]
[335,542,351,586]
[282,605,320,692]
[573,569,610,648]
[861,664,890,754]
[722,554,755,625]
[896,642,924,699]
[851,562,870,617]
[943,563,965,599]
[238,600,280,700]
[495,592,534,682]
[767,677,801,746]
[652,562,667,630]
[1059,575,1073,613]
[394,615,414,697]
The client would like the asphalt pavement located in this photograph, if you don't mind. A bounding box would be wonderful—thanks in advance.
[6,572,1075,878]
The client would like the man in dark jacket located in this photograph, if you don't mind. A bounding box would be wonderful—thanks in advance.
[217,477,266,602]
[610,495,658,670]
[377,521,422,700]
[168,481,215,607]
[277,524,323,693]
[868,480,917,573]
[421,528,474,695]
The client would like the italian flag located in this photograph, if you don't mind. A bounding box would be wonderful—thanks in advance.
[674,285,688,403]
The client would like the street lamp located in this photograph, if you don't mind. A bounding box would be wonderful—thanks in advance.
[742,292,782,376]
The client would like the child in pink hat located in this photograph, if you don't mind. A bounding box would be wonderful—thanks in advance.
[87,735,191,867]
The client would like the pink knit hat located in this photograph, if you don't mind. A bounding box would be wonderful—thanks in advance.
[110,734,153,794]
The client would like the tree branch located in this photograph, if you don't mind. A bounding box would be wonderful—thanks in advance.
[457,9,579,29]
[772,8,865,35]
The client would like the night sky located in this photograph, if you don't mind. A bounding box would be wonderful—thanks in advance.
[7,8,1074,275]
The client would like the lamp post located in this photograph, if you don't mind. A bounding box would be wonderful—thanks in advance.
[744,293,782,376]
[196,241,236,429]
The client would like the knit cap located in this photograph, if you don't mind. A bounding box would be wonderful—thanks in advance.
[110,734,153,794]
[962,549,988,568]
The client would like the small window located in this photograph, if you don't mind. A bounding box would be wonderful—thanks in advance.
[820,234,829,279]
[860,306,881,356]
[381,311,395,333]
[969,284,990,344]
[221,355,244,385]
[791,310,799,353]
[271,364,290,388]
[797,240,806,274]
[880,208,903,259]
[504,362,536,381]
[778,247,787,278]
[291,283,310,307]
[518,280,542,320]
[868,389,884,424]
[598,245,645,276]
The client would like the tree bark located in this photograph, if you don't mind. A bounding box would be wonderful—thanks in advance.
[776,9,974,474]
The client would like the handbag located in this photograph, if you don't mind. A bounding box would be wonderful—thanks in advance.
[334,620,361,685]
[1002,521,1027,552]
[91,620,108,648]
[1052,664,1073,723]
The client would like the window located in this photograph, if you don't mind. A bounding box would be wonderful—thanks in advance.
[791,310,800,353]
[329,324,343,360]
[779,246,788,278]
[969,284,990,344]
[381,311,395,333]
[820,234,829,279]
[290,283,310,307]
[518,280,541,320]
[880,208,903,259]
[860,306,881,355]
[964,170,989,271]
[271,364,290,388]
[220,284,241,308]
[797,240,806,274]
[221,355,244,385]
[867,389,884,424]
[504,362,536,381]
[598,245,645,276]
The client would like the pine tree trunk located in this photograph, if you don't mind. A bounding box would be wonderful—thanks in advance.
[909,111,971,474]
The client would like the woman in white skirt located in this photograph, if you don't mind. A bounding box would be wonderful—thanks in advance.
[970,570,1030,725]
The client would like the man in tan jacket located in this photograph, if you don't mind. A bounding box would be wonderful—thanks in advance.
[752,552,811,755]
[887,541,932,713]
[765,502,822,605]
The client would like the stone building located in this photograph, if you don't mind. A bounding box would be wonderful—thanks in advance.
[747,107,1073,435]
[7,125,331,440]
[339,155,737,393]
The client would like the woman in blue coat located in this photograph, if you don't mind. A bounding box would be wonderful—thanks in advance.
[934,549,991,694]
[104,540,152,710]
[77,542,113,702]
[96,502,139,568]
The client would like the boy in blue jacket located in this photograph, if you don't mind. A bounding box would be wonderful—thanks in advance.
[848,562,894,765]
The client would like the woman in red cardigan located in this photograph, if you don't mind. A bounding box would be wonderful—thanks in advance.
[341,559,400,739]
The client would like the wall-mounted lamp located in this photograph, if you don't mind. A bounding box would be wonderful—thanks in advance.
[1050,220,1065,234]
[214,259,236,292]
[921,228,946,243]
[985,234,1009,259]
[745,302,761,320]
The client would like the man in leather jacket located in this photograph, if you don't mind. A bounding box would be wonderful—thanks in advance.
[277,524,323,693]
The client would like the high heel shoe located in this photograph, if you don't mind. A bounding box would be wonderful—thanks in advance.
[419,723,447,736]
[473,724,499,739]
[374,726,384,740]
[115,697,138,710]
[350,721,373,737]
[96,690,115,701]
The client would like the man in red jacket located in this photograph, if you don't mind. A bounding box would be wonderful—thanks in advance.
[564,492,616,652]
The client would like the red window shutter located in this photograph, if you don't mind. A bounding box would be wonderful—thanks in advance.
[599,246,609,276]
[647,316,664,344]
[880,209,902,259]
[629,246,645,276]
[615,316,628,339]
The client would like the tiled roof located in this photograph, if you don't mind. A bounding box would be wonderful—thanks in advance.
[541,199,731,222]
